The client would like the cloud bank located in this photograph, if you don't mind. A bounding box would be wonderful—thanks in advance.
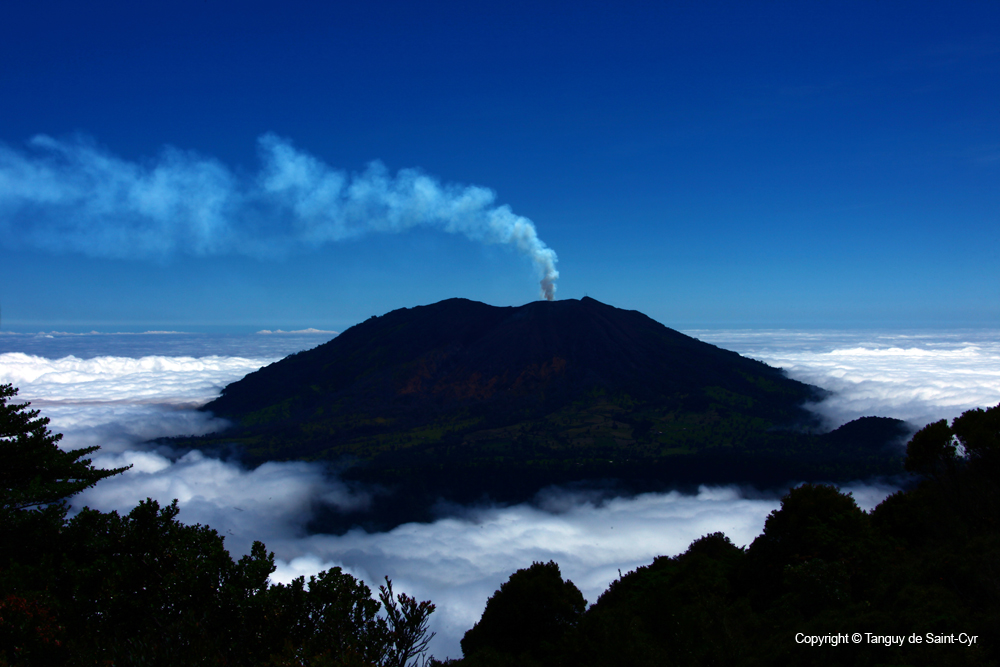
[692,330,1000,428]
[0,351,268,407]
[4,329,997,658]
[0,134,559,299]
[267,486,792,653]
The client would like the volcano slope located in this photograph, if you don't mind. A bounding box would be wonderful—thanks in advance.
[194,298,908,530]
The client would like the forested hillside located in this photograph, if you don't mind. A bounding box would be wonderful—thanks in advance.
[190,298,910,531]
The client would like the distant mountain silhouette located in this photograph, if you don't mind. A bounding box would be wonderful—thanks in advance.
[192,298,908,531]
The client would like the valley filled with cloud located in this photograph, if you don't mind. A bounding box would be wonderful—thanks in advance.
[2,327,996,658]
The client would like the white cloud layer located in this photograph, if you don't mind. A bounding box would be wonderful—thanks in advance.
[0,351,270,405]
[691,330,1000,428]
[0,134,559,299]
[266,487,792,652]
[2,329,996,658]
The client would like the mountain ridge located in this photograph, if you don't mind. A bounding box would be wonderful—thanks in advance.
[207,297,820,433]
[190,297,907,531]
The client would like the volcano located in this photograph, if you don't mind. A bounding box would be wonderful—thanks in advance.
[194,298,907,529]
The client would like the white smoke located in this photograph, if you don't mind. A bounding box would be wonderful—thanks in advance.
[0,134,559,300]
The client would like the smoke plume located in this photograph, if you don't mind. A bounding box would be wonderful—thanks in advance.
[0,134,559,300]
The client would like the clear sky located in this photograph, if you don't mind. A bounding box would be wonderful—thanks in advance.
[1,0,997,331]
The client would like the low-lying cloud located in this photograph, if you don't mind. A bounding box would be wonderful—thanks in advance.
[2,329,996,658]
[0,351,268,407]
[77,449,371,549]
[691,330,1000,429]
[268,487,794,651]
[0,134,559,299]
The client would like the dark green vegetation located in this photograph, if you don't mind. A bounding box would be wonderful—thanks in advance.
[0,384,130,511]
[193,298,909,530]
[460,561,586,663]
[0,384,435,667]
[449,404,1000,667]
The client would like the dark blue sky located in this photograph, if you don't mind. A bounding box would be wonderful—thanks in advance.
[1,1,997,330]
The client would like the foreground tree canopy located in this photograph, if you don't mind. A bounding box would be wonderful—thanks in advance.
[0,384,130,512]
[0,384,436,667]
[451,404,1000,666]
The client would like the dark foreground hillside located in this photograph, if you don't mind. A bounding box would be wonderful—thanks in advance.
[189,297,910,531]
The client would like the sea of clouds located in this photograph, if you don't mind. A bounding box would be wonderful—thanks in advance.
[692,329,1000,428]
[1,328,997,659]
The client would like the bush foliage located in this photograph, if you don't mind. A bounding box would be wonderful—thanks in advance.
[0,384,435,667]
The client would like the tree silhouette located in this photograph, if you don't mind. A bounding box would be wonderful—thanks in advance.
[461,560,585,664]
[379,577,437,667]
[904,418,957,476]
[0,383,130,510]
